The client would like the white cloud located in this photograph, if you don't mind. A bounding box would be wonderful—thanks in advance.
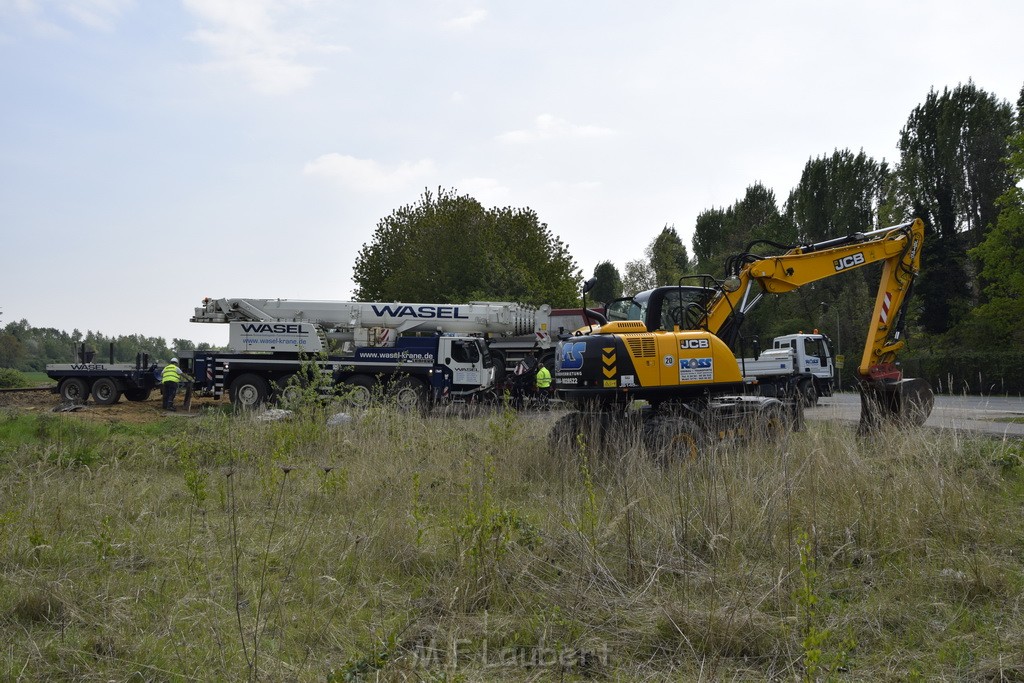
[497,114,615,144]
[2,0,131,33]
[63,0,132,30]
[457,177,509,204]
[442,8,486,31]
[303,154,436,192]
[183,0,347,96]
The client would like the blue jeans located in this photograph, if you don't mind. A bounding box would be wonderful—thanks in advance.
[163,381,178,409]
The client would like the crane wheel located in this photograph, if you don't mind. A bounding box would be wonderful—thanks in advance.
[392,376,427,412]
[230,373,269,410]
[341,375,375,409]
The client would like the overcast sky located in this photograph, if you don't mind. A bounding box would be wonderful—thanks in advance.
[1,1,1021,347]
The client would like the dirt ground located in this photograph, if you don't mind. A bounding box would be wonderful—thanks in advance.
[0,389,226,424]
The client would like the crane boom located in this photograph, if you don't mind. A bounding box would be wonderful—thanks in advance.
[193,298,553,351]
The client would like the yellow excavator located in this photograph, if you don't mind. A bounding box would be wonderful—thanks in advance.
[552,218,935,455]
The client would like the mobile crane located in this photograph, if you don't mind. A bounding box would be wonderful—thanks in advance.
[552,218,934,455]
[185,298,580,408]
[190,297,599,383]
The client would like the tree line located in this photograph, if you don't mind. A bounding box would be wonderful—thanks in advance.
[0,318,216,373]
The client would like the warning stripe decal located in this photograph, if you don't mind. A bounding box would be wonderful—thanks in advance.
[879,292,892,324]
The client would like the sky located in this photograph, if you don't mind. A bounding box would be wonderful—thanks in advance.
[1,0,1021,348]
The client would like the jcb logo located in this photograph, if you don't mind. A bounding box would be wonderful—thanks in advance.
[680,339,710,349]
[834,252,865,272]
[558,341,587,370]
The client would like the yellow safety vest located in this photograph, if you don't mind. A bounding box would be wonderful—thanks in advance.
[162,364,181,383]
[535,366,552,388]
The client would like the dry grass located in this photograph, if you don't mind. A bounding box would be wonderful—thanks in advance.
[1,402,1023,681]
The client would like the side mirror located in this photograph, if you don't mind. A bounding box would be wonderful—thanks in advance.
[722,276,741,293]
[582,277,597,295]
[751,337,761,361]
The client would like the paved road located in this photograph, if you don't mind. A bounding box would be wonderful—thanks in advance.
[807,392,1024,438]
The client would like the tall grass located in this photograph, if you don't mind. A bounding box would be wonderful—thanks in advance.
[1,405,1023,680]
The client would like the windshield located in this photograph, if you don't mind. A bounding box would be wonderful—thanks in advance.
[606,291,651,322]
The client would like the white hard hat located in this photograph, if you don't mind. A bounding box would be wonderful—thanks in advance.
[170,358,178,364]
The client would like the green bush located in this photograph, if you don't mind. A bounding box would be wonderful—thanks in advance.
[0,367,31,388]
[902,351,1024,394]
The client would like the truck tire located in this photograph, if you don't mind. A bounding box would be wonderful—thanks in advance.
[59,377,89,404]
[799,378,818,407]
[490,350,507,386]
[342,374,375,409]
[230,373,269,409]
[124,387,152,402]
[91,377,122,405]
[392,376,427,411]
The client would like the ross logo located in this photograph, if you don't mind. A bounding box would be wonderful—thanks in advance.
[834,252,865,272]
[680,338,710,349]
[559,341,587,370]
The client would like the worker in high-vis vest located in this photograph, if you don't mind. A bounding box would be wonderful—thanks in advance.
[535,362,552,402]
[161,358,182,411]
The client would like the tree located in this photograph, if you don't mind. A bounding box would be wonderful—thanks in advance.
[691,183,792,275]
[590,261,622,304]
[894,83,1015,334]
[352,188,581,307]
[646,225,691,286]
[960,112,1024,345]
[787,149,890,242]
[621,259,656,295]
[784,149,893,350]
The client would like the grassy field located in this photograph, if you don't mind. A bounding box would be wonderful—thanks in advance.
[2,402,1024,681]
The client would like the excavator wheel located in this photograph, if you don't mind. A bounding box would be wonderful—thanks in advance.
[643,414,707,463]
[858,378,935,434]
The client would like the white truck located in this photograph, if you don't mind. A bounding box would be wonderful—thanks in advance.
[738,332,835,406]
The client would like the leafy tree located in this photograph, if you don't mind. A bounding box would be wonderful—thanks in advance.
[0,332,25,368]
[590,261,623,304]
[691,183,792,276]
[787,149,890,242]
[960,114,1024,346]
[692,208,727,273]
[894,83,1015,334]
[646,225,691,285]
[783,149,893,351]
[352,188,581,307]
[621,259,656,295]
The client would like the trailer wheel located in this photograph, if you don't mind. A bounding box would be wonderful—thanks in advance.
[230,373,269,409]
[342,375,375,409]
[59,378,89,404]
[392,376,427,411]
[88,377,121,405]
[643,415,706,462]
[124,387,152,402]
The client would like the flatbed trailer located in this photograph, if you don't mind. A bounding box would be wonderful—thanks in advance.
[46,344,159,404]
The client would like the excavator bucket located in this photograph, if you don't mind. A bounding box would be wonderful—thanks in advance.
[858,378,935,433]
